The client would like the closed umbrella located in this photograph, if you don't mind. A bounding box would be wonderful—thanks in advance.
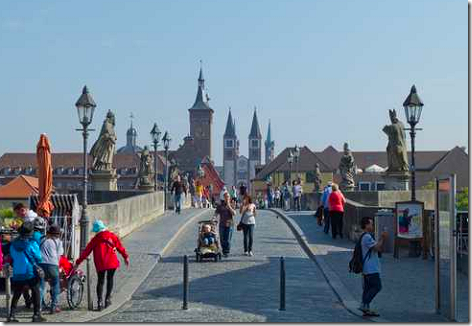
[36,133,54,218]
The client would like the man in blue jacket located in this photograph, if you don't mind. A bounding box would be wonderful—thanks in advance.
[8,221,46,322]
[321,182,333,234]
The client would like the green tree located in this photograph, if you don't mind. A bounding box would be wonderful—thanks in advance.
[456,187,468,211]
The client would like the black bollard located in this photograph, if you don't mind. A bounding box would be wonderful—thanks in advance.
[279,256,286,311]
[183,255,189,310]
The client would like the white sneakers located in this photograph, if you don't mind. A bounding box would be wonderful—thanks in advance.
[248,251,254,256]
[243,251,254,256]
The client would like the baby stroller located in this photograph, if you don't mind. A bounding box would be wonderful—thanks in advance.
[194,220,222,262]
[43,255,86,310]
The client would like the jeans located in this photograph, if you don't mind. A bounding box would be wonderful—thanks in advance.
[294,196,301,211]
[203,237,216,246]
[97,269,116,302]
[362,273,382,306]
[11,277,41,317]
[330,211,344,239]
[174,193,182,213]
[241,223,255,252]
[40,264,60,310]
[219,225,233,254]
[323,208,330,233]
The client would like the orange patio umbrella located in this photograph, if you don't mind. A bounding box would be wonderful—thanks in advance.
[36,133,54,218]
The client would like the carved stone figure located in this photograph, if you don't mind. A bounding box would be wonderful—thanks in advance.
[90,110,117,171]
[339,143,355,191]
[382,109,409,173]
[137,146,154,187]
[313,163,322,193]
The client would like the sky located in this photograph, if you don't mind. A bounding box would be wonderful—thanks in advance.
[0,0,467,166]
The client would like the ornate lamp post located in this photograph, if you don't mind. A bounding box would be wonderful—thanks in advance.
[287,150,294,185]
[150,123,161,191]
[294,145,301,181]
[75,85,96,311]
[403,85,424,201]
[162,131,171,210]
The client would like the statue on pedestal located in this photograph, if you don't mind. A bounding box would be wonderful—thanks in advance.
[339,142,356,191]
[137,146,154,188]
[90,110,117,171]
[313,163,322,193]
[382,109,409,173]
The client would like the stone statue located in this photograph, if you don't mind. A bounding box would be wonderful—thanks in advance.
[339,142,356,191]
[90,110,117,171]
[313,163,322,193]
[383,109,409,173]
[137,146,154,187]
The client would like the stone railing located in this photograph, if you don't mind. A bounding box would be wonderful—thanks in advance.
[87,191,166,239]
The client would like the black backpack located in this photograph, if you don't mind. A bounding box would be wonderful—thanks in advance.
[348,232,372,274]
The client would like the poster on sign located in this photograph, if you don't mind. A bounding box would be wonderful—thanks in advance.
[395,201,424,239]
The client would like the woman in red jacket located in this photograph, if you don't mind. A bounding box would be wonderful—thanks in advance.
[74,220,129,311]
[328,183,346,239]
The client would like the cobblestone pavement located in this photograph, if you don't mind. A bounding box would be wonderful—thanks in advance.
[95,210,363,322]
[0,208,208,322]
[285,211,469,323]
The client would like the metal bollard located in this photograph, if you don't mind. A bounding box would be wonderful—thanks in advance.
[4,264,11,316]
[182,255,189,310]
[279,256,286,311]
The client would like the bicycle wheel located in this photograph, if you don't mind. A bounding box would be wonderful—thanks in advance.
[67,274,84,310]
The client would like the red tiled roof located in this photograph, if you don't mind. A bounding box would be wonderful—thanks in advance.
[0,175,39,198]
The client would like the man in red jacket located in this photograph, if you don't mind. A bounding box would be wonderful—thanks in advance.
[74,220,129,311]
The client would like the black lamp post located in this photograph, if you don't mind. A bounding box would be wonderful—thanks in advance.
[403,85,424,201]
[150,123,161,191]
[294,145,300,181]
[75,85,96,311]
[162,131,171,210]
[287,150,294,185]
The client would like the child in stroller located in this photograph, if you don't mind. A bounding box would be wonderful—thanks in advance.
[194,220,222,262]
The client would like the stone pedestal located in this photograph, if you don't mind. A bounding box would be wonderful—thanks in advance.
[90,169,118,191]
[383,171,410,191]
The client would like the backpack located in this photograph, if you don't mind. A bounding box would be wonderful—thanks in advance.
[348,232,372,274]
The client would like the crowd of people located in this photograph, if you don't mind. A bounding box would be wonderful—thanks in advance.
[2,204,128,322]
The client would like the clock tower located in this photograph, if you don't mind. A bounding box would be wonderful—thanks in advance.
[189,65,214,161]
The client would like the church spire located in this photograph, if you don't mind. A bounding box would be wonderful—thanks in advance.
[249,107,262,139]
[190,61,211,110]
[266,119,272,143]
[224,107,236,137]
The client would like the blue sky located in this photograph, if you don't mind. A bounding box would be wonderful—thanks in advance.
[0,0,467,165]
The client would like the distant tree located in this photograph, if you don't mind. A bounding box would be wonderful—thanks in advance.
[457,187,468,211]
[421,180,435,190]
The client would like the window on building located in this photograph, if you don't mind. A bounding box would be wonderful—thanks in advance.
[375,182,386,191]
[237,171,247,179]
[251,139,259,148]
[225,139,234,148]
[238,160,247,169]
[359,182,371,191]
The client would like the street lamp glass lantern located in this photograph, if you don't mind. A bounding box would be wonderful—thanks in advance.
[287,151,294,164]
[294,145,300,158]
[75,86,96,126]
[150,123,161,144]
[403,85,424,126]
[162,131,171,149]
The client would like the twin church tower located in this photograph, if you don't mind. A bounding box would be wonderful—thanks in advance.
[223,108,275,190]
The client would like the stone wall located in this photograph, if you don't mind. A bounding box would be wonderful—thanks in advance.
[344,190,435,210]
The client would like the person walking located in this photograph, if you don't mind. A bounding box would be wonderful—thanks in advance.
[170,175,187,214]
[282,181,291,211]
[189,178,196,208]
[321,182,333,234]
[328,183,346,239]
[39,224,63,314]
[274,187,281,208]
[230,186,238,208]
[239,195,257,256]
[11,203,38,230]
[214,192,236,257]
[359,216,387,317]
[8,221,45,322]
[195,180,203,208]
[74,220,129,311]
[293,181,303,211]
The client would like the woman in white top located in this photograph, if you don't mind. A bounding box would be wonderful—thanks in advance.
[239,195,257,256]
